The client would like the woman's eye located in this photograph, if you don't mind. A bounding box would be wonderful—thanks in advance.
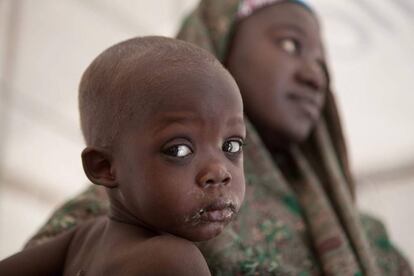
[163,144,193,158]
[279,38,300,55]
[222,139,244,154]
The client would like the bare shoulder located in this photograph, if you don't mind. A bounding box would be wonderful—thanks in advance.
[122,235,211,276]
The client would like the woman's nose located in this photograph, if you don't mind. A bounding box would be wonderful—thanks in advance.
[196,163,232,188]
[295,58,326,92]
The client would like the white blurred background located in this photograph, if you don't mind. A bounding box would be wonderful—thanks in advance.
[0,0,413,263]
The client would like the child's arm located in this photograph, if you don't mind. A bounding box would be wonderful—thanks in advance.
[0,227,76,275]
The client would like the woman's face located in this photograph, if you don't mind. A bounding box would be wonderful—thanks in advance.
[226,2,328,150]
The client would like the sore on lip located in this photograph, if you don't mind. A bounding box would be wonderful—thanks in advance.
[186,199,236,225]
[199,207,234,222]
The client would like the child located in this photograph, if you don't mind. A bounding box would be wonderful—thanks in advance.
[0,36,246,275]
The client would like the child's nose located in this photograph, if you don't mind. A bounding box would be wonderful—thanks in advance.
[196,163,232,188]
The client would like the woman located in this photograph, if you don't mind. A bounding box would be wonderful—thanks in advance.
[26,0,411,275]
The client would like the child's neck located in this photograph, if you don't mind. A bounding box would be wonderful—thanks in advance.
[107,190,162,235]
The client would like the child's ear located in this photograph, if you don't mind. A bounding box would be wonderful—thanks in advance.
[81,147,118,188]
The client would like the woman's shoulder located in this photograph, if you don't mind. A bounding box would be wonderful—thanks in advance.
[360,213,413,275]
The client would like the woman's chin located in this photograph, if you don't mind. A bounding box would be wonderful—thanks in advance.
[284,118,317,145]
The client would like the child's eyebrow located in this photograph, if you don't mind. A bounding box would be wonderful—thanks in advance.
[227,116,245,128]
[151,113,202,134]
[150,114,245,135]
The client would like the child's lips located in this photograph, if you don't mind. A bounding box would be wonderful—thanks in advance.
[198,199,236,223]
[185,198,237,225]
[199,207,234,222]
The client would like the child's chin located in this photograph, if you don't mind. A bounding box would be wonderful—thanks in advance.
[178,222,227,242]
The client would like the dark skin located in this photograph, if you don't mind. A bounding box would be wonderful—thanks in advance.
[227,2,328,154]
[0,58,246,275]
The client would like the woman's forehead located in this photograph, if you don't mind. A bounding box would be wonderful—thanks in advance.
[248,2,319,29]
[237,0,314,19]
[235,2,322,49]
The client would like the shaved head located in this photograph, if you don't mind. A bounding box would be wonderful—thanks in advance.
[79,36,229,148]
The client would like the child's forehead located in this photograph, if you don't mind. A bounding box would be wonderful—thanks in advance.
[104,42,241,133]
[123,58,228,97]
[122,62,241,127]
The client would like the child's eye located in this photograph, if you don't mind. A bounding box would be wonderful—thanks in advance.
[222,139,244,154]
[163,144,193,158]
[279,38,300,55]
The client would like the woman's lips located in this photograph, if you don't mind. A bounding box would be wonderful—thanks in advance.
[288,92,320,119]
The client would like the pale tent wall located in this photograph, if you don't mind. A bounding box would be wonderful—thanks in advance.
[0,0,413,262]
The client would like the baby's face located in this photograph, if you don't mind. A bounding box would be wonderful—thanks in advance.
[114,64,246,241]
